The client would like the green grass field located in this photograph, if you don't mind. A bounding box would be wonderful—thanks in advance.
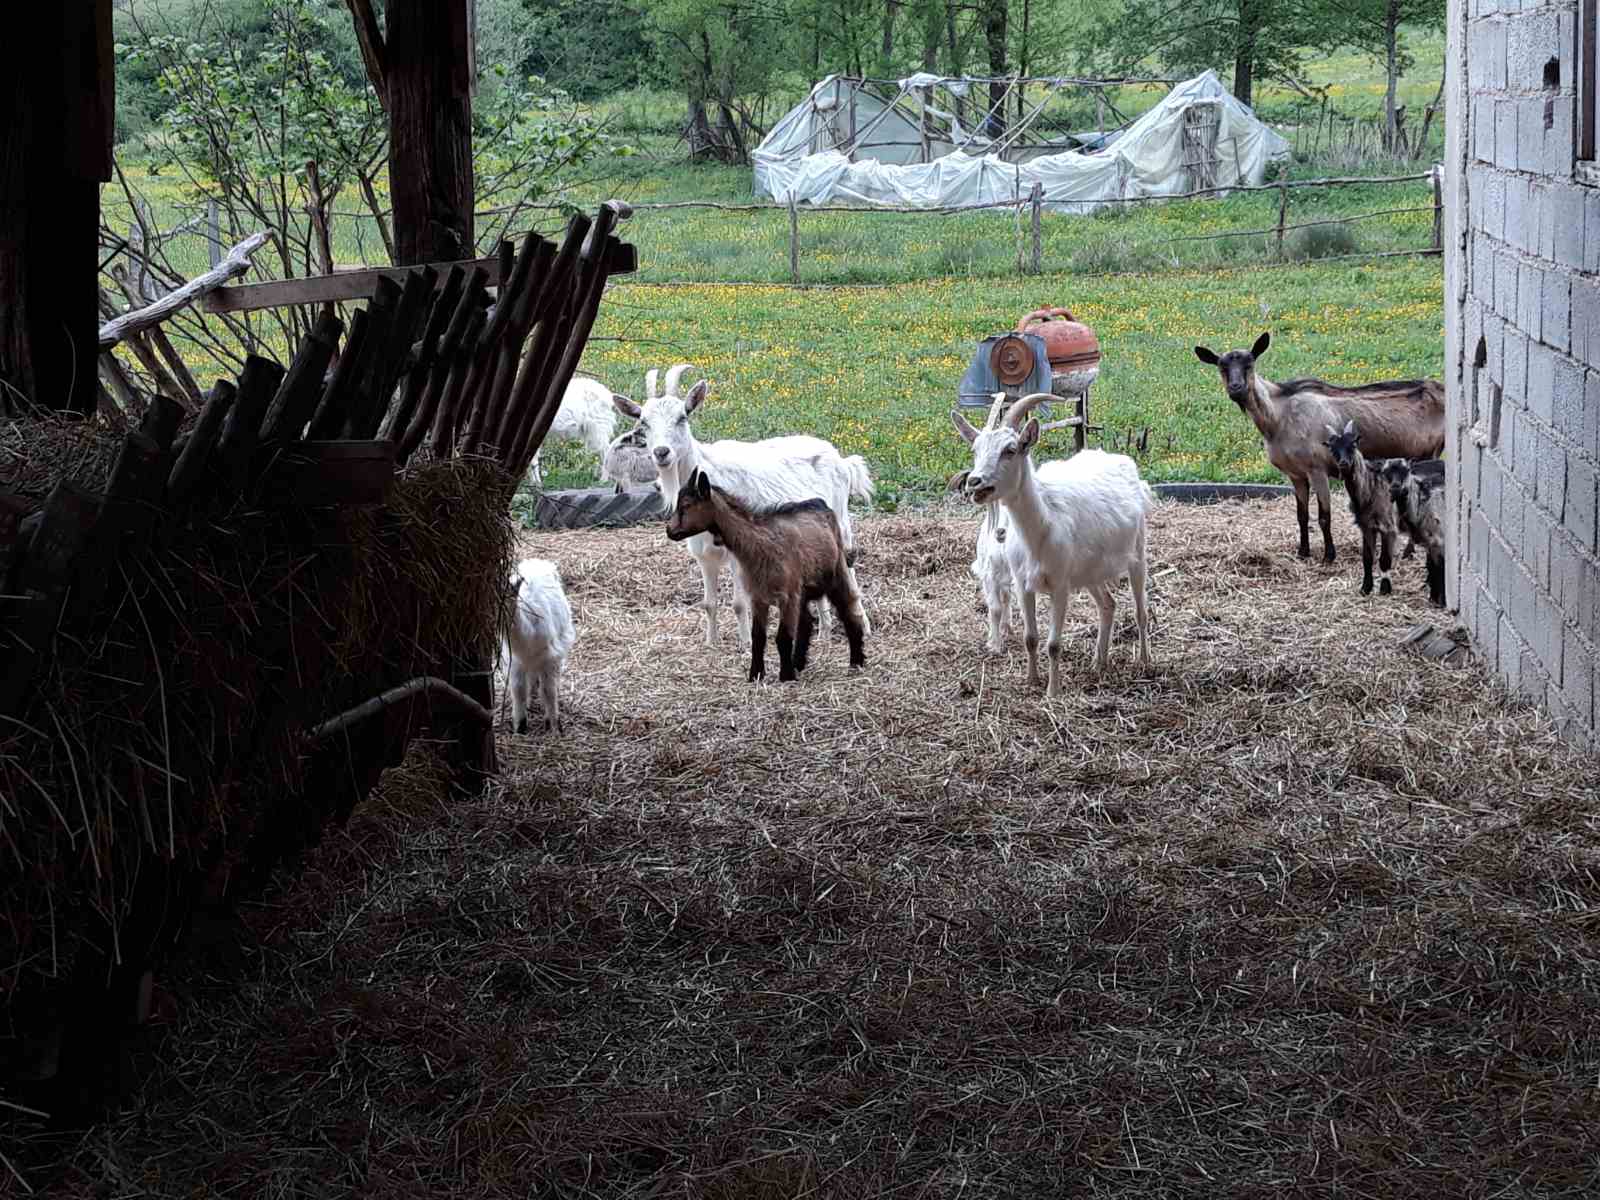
[528,256,1443,497]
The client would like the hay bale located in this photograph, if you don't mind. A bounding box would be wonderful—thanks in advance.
[0,415,513,1094]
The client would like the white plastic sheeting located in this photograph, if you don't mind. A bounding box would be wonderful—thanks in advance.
[753,70,1291,213]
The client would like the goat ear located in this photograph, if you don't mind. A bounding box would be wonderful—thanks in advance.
[947,469,970,493]
[951,409,979,445]
[612,392,641,418]
[694,469,713,499]
[684,380,708,414]
[1324,424,1339,439]
[1251,331,1271,358]
[1020,417,1040,451]
[1343,418,1356,437]
[1193,345,1220,365]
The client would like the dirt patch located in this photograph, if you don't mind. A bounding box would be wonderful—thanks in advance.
[14,496,1600,1197]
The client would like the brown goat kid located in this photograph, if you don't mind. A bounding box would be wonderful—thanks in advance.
[666,468,867,682]
[1194,331,1445,563]
[1325,420,1402,597]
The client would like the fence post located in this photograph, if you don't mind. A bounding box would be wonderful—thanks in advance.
[1276,181,1288,259]
[1431,164,1443,250]
[206,199,221,270]
[787,195,799,284]
[1030,182,1043,275]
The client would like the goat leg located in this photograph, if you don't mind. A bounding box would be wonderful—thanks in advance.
[828,578,869,669]
[749,611,768,682]
[1378,530,1395,596]
[1020,590,1043,686]
[1427,551,1446,606]
[1312,470,1336,563]
[794,603,816,673]
[1360,528,1376,595]
[776,624,797,682]
[1292,476,1313,559]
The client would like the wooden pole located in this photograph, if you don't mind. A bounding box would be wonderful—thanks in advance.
[1276,181,1288,259]
[788,195,800,284]
[1431,164,1443,250]
[1030,181,1043,275]
[386,0,474,265]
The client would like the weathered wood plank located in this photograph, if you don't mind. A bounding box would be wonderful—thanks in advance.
[253,440,395,508]
[166,379,236,508]
[306,307,370,440]
[259,311,343,443]
[217,355,286,496]
[202,254,500,315]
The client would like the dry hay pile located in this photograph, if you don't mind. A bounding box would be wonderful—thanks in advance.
[0,417,511,1061]
[15,495,1600,1197]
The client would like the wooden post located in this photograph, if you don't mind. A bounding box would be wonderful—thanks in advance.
[1030,181,1043,275]
[1431,164,1444,250]
[385,0,475,265]
[1276,181,1288,259]
[788,195,800,284]
[919,86,933,163]
[0,0,112,416]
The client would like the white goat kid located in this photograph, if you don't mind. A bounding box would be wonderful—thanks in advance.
[529,376,620,488]
[503,558,576,734]
[615,364,874,647]
[952,393,1153,696]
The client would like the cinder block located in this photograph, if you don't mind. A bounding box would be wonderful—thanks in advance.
[1490,528,1514,608]
[1472,502,1494,568]
[1507,176,1535,253]
[1499,613,1525,693]
[1501,401,1519,470]
[1586,192,1600,274]
[1539,177,1559,261]
[1501,460,1529,547]
[1538,590,1563,681]
[1537,428,1568,518]
[1519,645,1550,708]
[1483,310,1507,380]
[1473,581,1499,654]
[1482,447,1506,525]
[1528,340,1557,422]
[1561,622,1596,731]
[1498,99,1522,173]
[1553,353,1587,442]
[1480,170,1509,244]
[1519,261,1545,337]
[1474,94,1497,164]
[1567,454,1598,551]
[1526,501,1556,588]
[1570,277,1599,362]
[1521,100,1549,195]
[1552,532,1587,617]
[1495,250,1520,322]
[1586,370,1600,458]
[1543,271,1571,355]
[1554,182,1586,268]
[1560,8,1579,99]
[1546,95,1575,179]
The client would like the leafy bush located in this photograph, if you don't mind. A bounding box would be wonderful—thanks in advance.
[1292,220,1361,259]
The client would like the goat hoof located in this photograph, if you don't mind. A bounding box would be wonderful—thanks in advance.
[1297,546,1311,559]
[514,718,528,735]
[1324,549,1337,564]
[1360,581,1373,596]
[1379,578,1393,596]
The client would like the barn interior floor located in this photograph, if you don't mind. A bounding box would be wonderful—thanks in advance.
[18,496,1600,1197]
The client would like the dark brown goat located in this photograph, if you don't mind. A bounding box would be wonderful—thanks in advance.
[666,468,867,682]
[1195,331,1445,563]
[1381,457,1447,606]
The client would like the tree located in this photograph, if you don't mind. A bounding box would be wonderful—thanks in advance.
[1104,0,1322,106]
[1325,0,1447,150]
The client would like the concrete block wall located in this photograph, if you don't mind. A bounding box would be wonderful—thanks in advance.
[1449,0,1600,747]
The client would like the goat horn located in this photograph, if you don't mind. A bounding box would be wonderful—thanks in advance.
[1005,391,1053,429]
[646,368,659,400]
[983,391,1007,431]
[664,364,693,396]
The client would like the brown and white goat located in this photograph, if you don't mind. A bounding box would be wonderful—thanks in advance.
[1194,331,1445,563]
[1381,457,1447,606]
[665,468,867,682]
[1324,420,1402,597]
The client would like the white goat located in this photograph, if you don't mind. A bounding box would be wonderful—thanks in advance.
[598,417,659,494]
[952,396,1088,653]
[614,364,874,647]
[502,558,575,734]
[952,393,1153,696]
[529,376,620,488]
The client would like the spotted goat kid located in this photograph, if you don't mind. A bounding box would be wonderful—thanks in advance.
[1381,457,1447,606]
[665,467,867,683]
[502,558,575,734]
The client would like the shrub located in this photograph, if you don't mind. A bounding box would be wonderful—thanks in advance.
[1292,220,1361,260]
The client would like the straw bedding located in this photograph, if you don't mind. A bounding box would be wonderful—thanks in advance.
[13,495,1600,1196]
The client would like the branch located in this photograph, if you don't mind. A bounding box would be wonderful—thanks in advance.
[344,0,388,106]
[98,232,270,350]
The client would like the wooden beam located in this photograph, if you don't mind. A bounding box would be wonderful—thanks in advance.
[204,254,503,315]
[344,0,388,107]
[100,231,269,347]
[202,237,634,315]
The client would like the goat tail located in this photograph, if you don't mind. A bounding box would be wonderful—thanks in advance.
[843,454,875,502]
